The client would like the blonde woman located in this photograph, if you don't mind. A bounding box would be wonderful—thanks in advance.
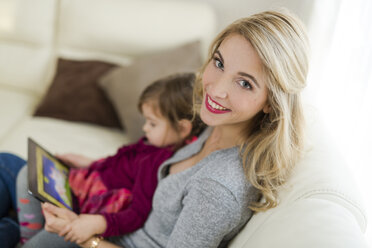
[36,9,309,248]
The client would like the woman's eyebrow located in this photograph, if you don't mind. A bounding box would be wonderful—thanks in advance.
[215,50,224,64]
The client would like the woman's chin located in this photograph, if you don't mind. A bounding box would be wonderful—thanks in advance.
[200,107,218,126]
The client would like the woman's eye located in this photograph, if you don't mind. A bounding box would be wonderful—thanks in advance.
[150,122,156,127]
[238,80,252,90]
[214,57,224,70]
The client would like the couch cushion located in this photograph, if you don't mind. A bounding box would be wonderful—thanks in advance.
[0,0,58,94]
[99,41,202,142]
[0,89,38,142]
[0,117,129,159]
[229,198,368,248]
[33,58,122,129]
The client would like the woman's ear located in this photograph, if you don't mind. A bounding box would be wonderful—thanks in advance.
[177,119,193,140]
[263,104,271,114]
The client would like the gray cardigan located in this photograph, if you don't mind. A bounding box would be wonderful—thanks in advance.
[112,128,259,248]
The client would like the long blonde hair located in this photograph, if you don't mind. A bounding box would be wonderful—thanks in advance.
[193,10,310,212]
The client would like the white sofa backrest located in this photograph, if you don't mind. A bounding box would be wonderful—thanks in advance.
[0,0,57,95]
[229,109,368,247]
[57,0,216,65]
[0,0,217,95]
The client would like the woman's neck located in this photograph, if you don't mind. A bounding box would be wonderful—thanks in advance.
[205,126,242,151]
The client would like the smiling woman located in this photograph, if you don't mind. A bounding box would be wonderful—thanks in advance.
[193,10,309,212]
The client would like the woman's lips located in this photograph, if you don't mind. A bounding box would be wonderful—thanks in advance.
[205,94,231,114]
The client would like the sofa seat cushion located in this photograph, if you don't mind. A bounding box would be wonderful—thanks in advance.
[0,116,129,159]
[0,89,38,141]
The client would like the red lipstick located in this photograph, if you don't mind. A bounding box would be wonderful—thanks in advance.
[205,94,231,114]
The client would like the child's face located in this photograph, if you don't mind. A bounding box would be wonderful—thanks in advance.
[141,102,182,147]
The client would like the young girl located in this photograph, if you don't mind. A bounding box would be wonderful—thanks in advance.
[16,72,206,244]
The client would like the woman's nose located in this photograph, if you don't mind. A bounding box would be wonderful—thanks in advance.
[208,77,229,99]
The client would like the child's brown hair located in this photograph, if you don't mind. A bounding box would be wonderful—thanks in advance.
[138,72,206,146]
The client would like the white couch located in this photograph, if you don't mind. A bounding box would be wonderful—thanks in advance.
[0,0,368,247]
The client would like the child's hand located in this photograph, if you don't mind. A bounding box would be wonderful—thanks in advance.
[55,153,94,168]
[59,214,107,244]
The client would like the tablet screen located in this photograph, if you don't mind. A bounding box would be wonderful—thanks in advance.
[28,138,73,210]
[36,148,73,209]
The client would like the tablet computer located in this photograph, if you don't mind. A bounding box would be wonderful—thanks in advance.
[27,138,73,210]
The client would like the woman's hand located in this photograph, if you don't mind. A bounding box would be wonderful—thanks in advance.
[42,203,78,234]
[42,204,117,247]
[55,153,94,168]
[59,214,107,244]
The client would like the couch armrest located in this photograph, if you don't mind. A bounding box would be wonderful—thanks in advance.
[230,196,368,248]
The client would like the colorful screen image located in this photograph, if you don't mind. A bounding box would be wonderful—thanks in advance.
[36,147,73,209]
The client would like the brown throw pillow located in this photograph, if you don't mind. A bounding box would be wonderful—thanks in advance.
[34,59,122,129]
[99,41,202,142]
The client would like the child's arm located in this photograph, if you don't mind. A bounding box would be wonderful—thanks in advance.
[55,153,95,168]
[100,149,173,237]
[59,214,107,244]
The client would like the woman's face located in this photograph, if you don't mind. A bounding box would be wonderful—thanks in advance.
[200,34,270,132]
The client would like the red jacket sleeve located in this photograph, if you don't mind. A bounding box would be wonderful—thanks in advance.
[88,141,141,189]
[100,148,173,236]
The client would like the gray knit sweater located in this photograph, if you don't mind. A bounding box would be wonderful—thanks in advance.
[111,128,259,248]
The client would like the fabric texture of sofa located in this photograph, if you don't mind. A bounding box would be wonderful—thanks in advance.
[0,0,368,247]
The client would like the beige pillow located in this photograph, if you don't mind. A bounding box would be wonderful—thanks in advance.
[99,41,202,142]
